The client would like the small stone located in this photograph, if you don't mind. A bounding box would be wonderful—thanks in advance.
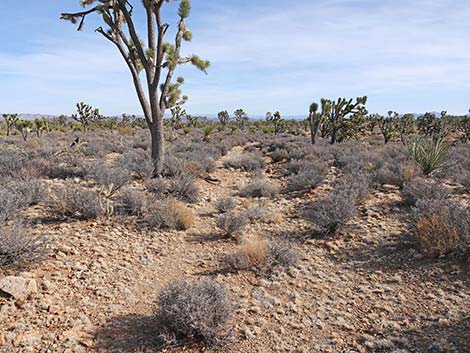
[0,276,38,300]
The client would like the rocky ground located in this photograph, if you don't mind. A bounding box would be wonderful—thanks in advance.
[1,145,469,353]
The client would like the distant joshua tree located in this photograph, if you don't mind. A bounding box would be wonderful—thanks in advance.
[234,109,249,129]
[71,102,102,132]
[2,113,19,136]
[217,110,230,127]
[61,0,209,177]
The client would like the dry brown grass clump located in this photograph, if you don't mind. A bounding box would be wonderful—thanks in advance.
[146,198,194,230]
[221,236,298,274]
[412,199,470,257]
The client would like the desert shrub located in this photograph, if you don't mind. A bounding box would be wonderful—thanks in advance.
[48,184,103,220]
[0,222,47,271]
[246,205,281,224]
[335,173,371,202]
[221,237,297,274]
[215,197,236,214]
[269,240,299,268]
[402,178,450,206]
[0,189,23,224]
[146,174,199,203]
[42,155,88,180]
[270,149,289,163]
[216,211,248,238]
[304,190,358,236]
[6,178,46,207]
[117,149,152,179]
[405,138,449,175]
[90,164,130,192]
[373,161,420,189]
[223,153,265,171]
[117,188,147,216]
[0,148,28,178]
[146,198,194,230]
[239,178,279,198]
[412,199,470,257]
[156,279,233,347]
[285,164,327,192]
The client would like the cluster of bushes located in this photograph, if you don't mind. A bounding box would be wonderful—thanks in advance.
[0,155,48,272]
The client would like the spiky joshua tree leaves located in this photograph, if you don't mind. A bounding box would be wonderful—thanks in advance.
[377,111,400,144]
[308,99,331,144]
[61,0,210,177]
[72,102,102,132]
[2,113,19,136]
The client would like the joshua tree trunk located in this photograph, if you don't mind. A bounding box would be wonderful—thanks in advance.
[149,120,164,176]
[61,0,209,178]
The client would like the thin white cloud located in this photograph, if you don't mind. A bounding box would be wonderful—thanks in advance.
[0,0,470,115]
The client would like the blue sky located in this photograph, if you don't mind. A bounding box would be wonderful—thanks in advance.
[1,0,470,116]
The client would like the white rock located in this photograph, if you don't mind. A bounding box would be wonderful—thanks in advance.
[0,276,38,300]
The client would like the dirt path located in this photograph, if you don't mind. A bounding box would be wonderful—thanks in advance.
[1,144,469,353]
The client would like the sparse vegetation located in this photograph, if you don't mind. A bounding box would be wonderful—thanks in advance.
[156,279,233,347]
[0,223,47,272]
[146,198,194,230]
[239,178,279,198]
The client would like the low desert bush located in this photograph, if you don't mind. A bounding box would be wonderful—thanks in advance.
[304,190,358,236]
[412,199,470,257]
[146,198,194,230]
[0,189,23,223]
[117,188,147,216]
[0,148,28,178]
[215,197,236,214]
[373,161,420,189]
[402,178,450,206]
[246,205,281,224]
[156,279,233,347]
[285,164,327,192]
[48,184,103,220]
[0,222,47,271]
[221,237,297,274]
[90,164,130,192]
[223,153,265,171]
[270,148,289,163]
[7,178,47,207]
[146,174,200,203]
[117,149,152,179]
[216,211,248,238]
[239,178,279,198]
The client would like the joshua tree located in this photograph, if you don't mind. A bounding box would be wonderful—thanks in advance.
[266,111,285,135]
[377,111,400,144]
[2,113,19,136]
[322,96,368,144]
[170,105,186,130]
[217,110,230,127]
[416,112,445,138]
[234,109,249,129]
[34,118,49,137]
[400,113,415,145]
[15,120,33,141]
[308,100,331,144]
[71,102,102,132]
[61,0,209,177]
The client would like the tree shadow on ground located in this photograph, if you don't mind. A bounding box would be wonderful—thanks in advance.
[326,230,470,287]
